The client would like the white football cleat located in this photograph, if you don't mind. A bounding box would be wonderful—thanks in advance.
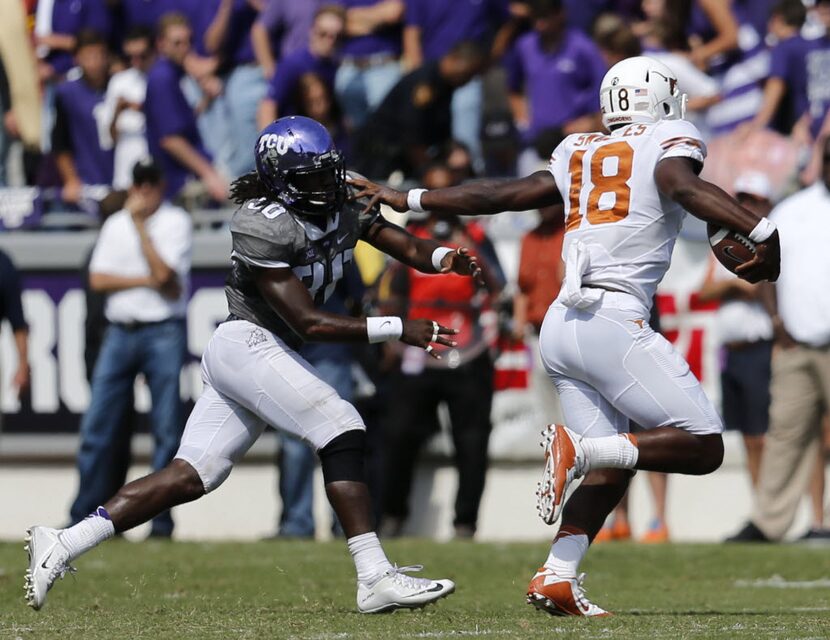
[536,424,587,525]
[527,567,610,617]
[357,564,455,613]
[24,526,75,610]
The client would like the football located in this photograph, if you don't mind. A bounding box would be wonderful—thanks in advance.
[707,223,757,273]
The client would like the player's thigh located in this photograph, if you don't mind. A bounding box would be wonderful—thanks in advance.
[205,321,365,450]
[553,375,629,438]
[612,329,723,435]
[175,383,267,493]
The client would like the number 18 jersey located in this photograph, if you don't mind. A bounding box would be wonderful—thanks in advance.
[547,119,706,309]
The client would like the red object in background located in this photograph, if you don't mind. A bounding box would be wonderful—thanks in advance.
[493,336,531,391]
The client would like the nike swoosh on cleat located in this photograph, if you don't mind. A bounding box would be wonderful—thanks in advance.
[408,584,446,597]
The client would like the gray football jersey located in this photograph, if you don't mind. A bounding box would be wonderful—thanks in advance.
[225,194,380,347]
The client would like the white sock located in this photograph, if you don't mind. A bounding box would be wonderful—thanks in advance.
[59,507,115,561]
[347,532,393,584]
[581,433,638,473]
[544,525,589,578]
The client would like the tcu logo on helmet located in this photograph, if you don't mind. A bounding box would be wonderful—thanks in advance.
[258,133,293,156]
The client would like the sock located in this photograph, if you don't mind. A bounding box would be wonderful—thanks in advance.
[544,525,589,578]
[347,532,393,584]
[581,433,638,473]
[59,507,116,561]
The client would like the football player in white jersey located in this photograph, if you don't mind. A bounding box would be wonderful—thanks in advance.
[351,56,781,616]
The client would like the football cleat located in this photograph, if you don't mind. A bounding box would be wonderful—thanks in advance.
[357,564,455,613]
[536,425,586,525]
[24,526,75,610]
[527,567,610,617]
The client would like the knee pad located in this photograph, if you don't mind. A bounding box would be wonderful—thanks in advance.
[318,429,366,484]
[175,448,232,494]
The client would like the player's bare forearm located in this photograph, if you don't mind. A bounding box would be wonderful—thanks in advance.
[256,267,459,352]
[364,219,442,273]
[364,219,484,282]
[654,157,760,234]
[256,267,377,342]
[349,171,560,216]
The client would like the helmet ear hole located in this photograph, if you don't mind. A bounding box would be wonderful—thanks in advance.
[663,103,670,115]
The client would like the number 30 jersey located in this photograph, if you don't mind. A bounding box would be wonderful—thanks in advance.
[547,119,706,309]
[225,193,379,348]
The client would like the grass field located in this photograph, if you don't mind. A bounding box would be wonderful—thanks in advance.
[2,539,829,639]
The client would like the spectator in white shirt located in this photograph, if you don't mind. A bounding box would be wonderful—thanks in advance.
[728,138,830,543]
[700,172,774,490]
[100,26,155,190]
[69,160,192,539]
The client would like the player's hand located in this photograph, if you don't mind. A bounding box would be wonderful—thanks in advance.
[735,230,780,284]
[347,175,408,213]
[440,246,484,286]
[400,319,458,359]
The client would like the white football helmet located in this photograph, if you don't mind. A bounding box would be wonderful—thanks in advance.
[599,56,687,130]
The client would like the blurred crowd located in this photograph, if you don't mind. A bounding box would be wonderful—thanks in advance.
[1,0,830,542]
[1,0,829,206]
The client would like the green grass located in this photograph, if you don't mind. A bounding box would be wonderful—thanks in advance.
[2,540,830,639]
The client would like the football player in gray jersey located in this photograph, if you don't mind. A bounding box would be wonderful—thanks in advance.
[25,117,482,614]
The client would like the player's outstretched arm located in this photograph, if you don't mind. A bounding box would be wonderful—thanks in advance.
[254,267,458,357]
[654,157,780,283]
[349,171,561,217]
[363,217,485,284]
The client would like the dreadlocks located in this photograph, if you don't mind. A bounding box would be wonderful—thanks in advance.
[229,171,272,205]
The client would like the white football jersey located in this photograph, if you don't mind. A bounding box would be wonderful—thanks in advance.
[548,119,706,309]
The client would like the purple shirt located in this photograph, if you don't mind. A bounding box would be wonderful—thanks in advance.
[265,48,337,115]
[258,0,322,58]
[54,78,114,185]
[48,0,112,74]
[120,0,180,30]
[769,35,813,131]
[806,37,830,139]
[335,0,401,58]
[405,0,509,61]
[144,57,207,197]
[505,29,606,138]
[563,0,613,34]
[196,0,258,67]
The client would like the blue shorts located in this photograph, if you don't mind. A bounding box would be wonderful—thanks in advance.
[720,341,772,437]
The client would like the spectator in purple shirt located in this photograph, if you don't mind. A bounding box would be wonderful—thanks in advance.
[257,5,345,129]
[34,0,112,80]
[251,0,323,78]
[739,0,811,137]
[805,0,830,143]
[505,0,605,152]
[51,31,114,206]
[198,0,269,178]
[403,0,510,170]
[333,0,404,129]
[144,13,227,202]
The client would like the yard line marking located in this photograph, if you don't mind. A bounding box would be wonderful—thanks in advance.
[734,575,830,589]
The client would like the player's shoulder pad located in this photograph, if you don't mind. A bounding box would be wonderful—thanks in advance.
[653,119,707,162]
[230,198,299,265]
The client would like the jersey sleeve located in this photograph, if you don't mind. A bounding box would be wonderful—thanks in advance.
[546,137,570,194]
[655,119,707,165]
[230,201,296,269]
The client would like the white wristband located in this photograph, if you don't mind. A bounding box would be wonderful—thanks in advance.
[366,316,403,344]
[407,188,428,213]
[748,217,776,243]
[431,246,455,272]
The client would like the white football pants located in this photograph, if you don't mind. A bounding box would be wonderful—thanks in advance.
[539,292,723,438]
[175,319,365,492]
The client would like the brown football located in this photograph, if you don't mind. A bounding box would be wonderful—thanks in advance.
[707,223,757,274]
